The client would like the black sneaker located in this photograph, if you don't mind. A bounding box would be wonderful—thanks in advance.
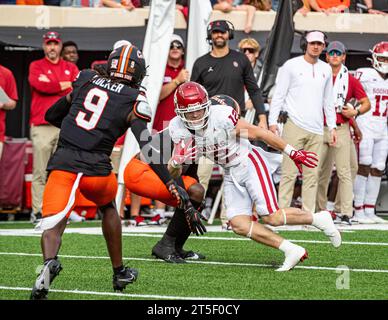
[341,215,352,226]
[30,258,62,300]
[151,242,186,264]
[113,267,139,292]
[178,249,206,260]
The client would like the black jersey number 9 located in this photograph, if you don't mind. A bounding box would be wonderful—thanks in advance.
[76,88,109,130]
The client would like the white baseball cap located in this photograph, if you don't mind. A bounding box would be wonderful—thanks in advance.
[305,31,325,44]
[113,40,131,50]
[171,34,184,48]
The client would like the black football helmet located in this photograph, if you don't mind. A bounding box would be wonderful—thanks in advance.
[107,44,146,87]
[210,94,241,116]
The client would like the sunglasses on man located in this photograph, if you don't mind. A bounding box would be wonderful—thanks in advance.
[241,47,256,54]
[328,50,343,57]
[170,42,183,50]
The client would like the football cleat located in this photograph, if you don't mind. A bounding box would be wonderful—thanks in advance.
[147,214,167,226]
[113,267,139,292]
[365,213,387,224]
[276,246,308,272]
[30,258,62,300]
[351,212,375,224]
[177,249,206,260]
[313,211,342,248]
[151,242,186,264]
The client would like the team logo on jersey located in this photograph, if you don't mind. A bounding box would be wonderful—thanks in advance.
[233,61,238,68]
[208,67,214,72]
[111,59,118,69]
[48,70,52,74]
[65,70,70,75]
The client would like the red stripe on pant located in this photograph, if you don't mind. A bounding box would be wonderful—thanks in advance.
[248,153,276,214]
[252,148,279,211]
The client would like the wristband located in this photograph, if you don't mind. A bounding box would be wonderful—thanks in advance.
[283,144,296,156]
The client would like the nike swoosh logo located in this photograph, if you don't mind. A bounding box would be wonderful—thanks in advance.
[149,145,160,154]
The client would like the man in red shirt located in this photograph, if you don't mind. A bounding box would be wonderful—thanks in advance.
[152,34,189,132]
[0,64,18,160]
[28,31,79,222]
[316,41,371,224]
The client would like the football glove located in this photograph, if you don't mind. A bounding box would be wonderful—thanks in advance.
[184,204,207,236]
[171,138,197,168]
[166,180,190,209]
[288,149,318,174]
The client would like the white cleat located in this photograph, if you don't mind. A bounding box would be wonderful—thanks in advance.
[352,212,375,224]
[276,246,308,272]
[313,211,342,248]
[366,213,387,224]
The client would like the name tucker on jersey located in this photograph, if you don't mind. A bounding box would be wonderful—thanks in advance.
[91,77,125,93]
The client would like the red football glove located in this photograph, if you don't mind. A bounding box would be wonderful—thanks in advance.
[289,149,318,174]
[171,138,197,168]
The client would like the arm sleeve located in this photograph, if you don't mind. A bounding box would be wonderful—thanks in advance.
[323,68,336,130]
[28,62,62,94]
[45,95,71,128]
[243,57,265,115]
[130,118,173,186]
[268,64,290,126]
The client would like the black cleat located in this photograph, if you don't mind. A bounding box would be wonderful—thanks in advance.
[152,242,186,264]
[30,258,62,300]
[340,215,352,226]
[177,249,206,260]
[113,267,138,292]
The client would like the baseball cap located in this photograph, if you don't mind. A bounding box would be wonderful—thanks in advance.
[43,31,61,44]
[208,20,230,33]
[171,34,184,47]
[327,41,346,54]
[113,40,131,50]
[305,31,325,44]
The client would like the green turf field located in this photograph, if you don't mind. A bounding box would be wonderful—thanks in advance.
[0,220,387,300]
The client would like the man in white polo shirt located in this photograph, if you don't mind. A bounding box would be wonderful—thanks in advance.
[269,30,337,213]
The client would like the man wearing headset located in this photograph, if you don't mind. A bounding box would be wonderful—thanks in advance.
[269,30,337,214]
[191,19,267,195]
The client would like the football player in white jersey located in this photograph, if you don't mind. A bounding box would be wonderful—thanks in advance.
[169,82,342,271]
[353,42,388,224]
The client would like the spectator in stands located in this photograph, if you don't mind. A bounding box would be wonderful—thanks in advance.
[176,0,189,21]
[244,0,272,11]
[269,30,337,213]
[28,31,79,223]
[102,0,141,10]
[316,41,370,225]
[153,34,189,133]
[61,41,79,65]
[0,64,18,160]
[16,0,43,4]
[213,0,256,33]
[363,0,388,14]
[298,0,350,15]
[60,0,99,6]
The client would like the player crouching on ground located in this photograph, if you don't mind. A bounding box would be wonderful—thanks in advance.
[30,44,199,299]
[169,82,342,271]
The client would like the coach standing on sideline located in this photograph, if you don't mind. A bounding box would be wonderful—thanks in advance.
[28,31,79,223]
[191,20,267,193]
[269,30,337,213]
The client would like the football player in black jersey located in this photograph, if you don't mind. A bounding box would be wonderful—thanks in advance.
[30,44,199,300]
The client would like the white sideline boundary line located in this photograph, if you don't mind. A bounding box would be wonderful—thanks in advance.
[0,285,231,300]
[1,229,388,246]
[1,252,387,274]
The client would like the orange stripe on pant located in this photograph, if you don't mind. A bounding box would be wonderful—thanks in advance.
[42,170,118,218]
[124,157,197,207]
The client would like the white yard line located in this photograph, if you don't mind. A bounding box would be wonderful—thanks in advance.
[1,251,387,274]
[0,285,231,300]
[1,228,388,246]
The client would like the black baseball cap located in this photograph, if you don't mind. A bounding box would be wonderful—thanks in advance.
[208,20,230,33]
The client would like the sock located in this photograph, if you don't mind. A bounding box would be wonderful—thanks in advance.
[326,201,335,211]
[165,208,187,238]
[364,175,382,216]
[279,240,298,254]
[353,175,367,211]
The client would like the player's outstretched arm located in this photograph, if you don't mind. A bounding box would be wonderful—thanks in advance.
[235,118,318,173]
[45,93,72,128]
